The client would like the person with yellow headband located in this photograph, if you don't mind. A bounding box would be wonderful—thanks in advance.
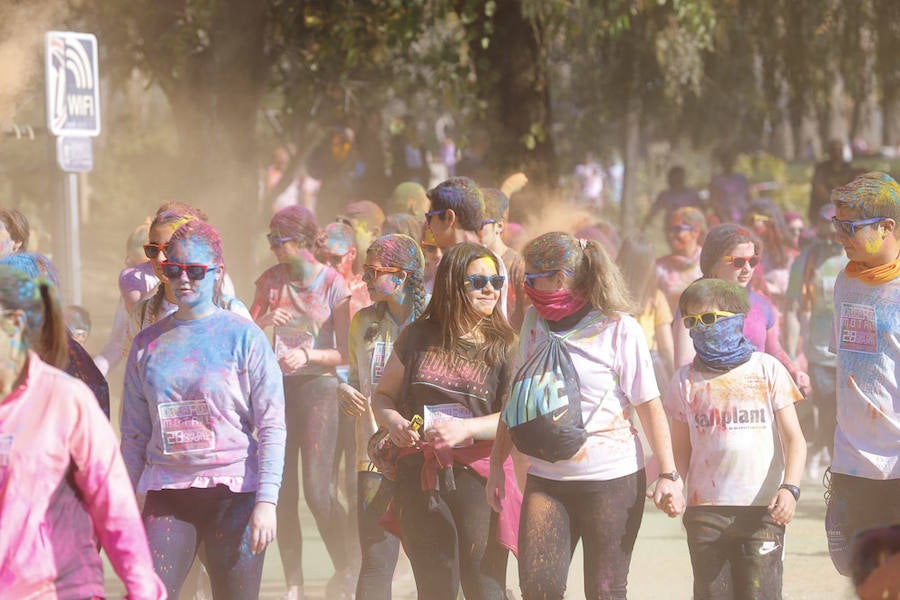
[825,171,900,582]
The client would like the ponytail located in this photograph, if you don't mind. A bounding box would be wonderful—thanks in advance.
[577,238,635,316]
[35,281,68,369]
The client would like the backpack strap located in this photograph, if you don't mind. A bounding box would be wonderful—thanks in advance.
[550,311,606,341]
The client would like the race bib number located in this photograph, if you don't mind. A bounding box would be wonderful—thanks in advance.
[158,400,216,455]
[370,341,393,385]
[839,302,878,354]
[424,403,474,448]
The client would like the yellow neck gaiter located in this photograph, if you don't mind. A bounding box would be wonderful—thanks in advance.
[845,253,900,284]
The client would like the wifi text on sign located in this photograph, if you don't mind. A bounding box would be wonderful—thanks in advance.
[45,31,100,137]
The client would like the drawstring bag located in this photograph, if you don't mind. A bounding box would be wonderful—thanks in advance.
[501,314,603,462]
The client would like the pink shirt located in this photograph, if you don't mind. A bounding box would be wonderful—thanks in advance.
[0,353,164,599]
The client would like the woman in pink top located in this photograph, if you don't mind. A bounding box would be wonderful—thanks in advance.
[673,224,811,395]
[0,266,164,599]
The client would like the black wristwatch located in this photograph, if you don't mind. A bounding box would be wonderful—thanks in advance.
[779,484,800,501]
[658,471,680,482]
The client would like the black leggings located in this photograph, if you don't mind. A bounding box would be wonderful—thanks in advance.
[518,471,646,600]
[142,486,263,600]
[356,470,401,600]
[394,462,508,600]
[277,374,351,587]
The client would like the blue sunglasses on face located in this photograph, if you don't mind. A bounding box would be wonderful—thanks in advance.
[523,269,573,288]
[831,216,887,237]
[465,274,505,290]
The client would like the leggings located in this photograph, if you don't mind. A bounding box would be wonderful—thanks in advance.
[142,486,263,600]
[394,462,508,600]
[356,470,401,600]
[277,374,350,587]
[518,470,646,600]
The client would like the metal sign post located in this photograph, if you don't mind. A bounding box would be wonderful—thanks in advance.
[45,31,100,306]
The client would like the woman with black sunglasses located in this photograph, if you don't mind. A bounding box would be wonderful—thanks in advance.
[372,242,520,600]
[673,223,810,395]
[250,204,356,600]
[121,220,286,599]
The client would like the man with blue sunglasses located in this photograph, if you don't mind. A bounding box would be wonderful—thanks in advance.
[426,177,509,321]
[826,172,900,578]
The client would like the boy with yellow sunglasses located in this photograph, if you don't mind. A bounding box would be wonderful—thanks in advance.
[663,278,806,599]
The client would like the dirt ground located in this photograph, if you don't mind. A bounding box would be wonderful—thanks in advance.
[103,475,853,599]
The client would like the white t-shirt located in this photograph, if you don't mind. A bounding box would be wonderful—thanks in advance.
[830,272,900,480]
[664,352,802,506]
[521,308,660,481]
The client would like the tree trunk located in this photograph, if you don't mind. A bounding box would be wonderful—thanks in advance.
[160,0,270,296]
[468,0,558,196]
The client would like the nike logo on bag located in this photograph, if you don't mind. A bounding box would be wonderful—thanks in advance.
[758,542,780,555]
[552,408,568,422]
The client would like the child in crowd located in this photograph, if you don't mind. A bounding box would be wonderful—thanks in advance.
[478,187,527,330]
[826,171,900,550]
[664,278,806,600]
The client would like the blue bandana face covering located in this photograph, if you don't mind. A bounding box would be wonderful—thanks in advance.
[689,313,755,372]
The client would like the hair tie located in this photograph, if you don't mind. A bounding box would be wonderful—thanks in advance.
[578,238,588,250]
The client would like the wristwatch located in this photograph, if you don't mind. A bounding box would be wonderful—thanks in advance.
[658,471,680,482]
[779,484,801,501]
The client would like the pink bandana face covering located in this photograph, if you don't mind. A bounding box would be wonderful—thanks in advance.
[523,286,588,322]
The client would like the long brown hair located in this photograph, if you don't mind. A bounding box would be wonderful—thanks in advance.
[0,265,67,369]
[524,232,634,315]
[420,242,515,365]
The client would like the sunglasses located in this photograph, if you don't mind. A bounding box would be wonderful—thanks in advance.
[682,311,736,329]
[667,224,694,235]
[523,269,572,288]
[722,255,760,269]
[748,214,771,224]
[362,264,404,283]
[161,261,218,281]
[321,253,347,267]
[831,216,887,237]
[425,209,447,223]
[464,274,505,290]
[143,243,168,260]
[267,233,295,248]
[480,219,497,229]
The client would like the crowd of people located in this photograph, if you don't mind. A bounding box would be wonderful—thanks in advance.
[0,143,897,600]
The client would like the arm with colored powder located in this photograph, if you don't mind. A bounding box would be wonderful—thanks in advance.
[250,276,292,329]
[338,311,367,416]
[69,382,166,600]
[372,353,420,447]
[486,418,515,513]
[246,328,287,505]
[120,343,151,492]
[768,402,806,526]
[636,398,685,517]
[246,327,287,553]
[670,419,692,492]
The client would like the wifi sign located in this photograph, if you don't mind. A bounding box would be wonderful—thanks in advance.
[45,31,101,136]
